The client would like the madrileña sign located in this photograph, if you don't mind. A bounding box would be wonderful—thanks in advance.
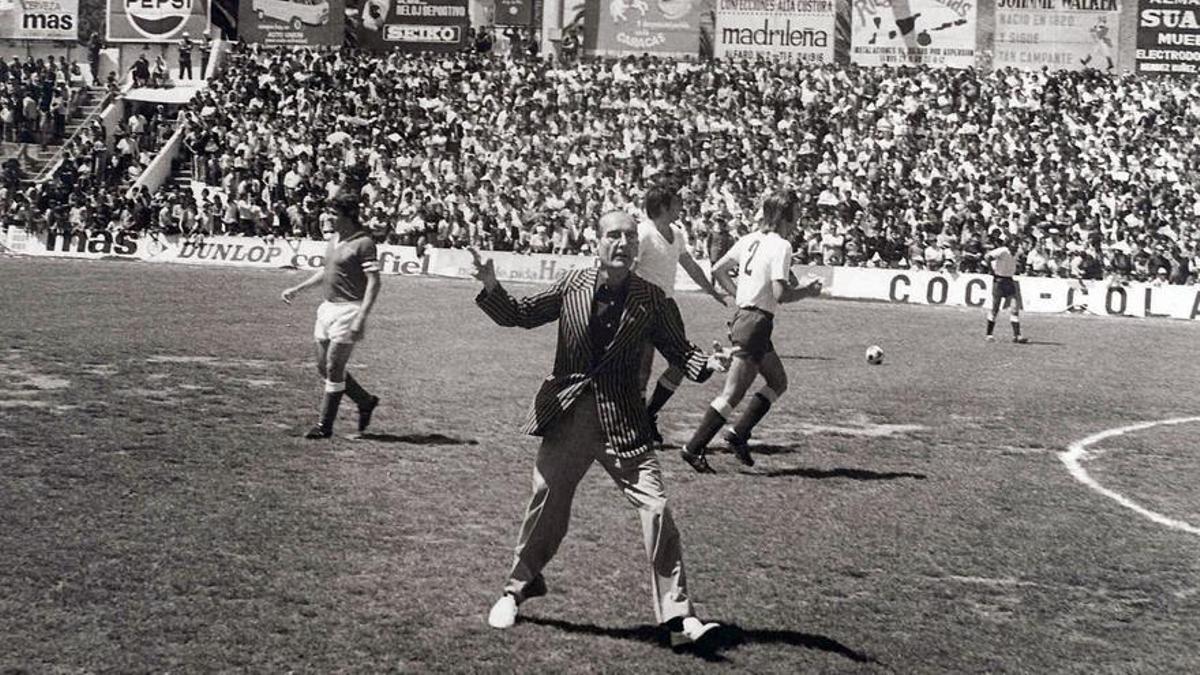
[715,0,836,62]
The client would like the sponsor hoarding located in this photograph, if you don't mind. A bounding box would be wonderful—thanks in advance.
[239,0,345,45]
[348,0,469,51]
[1136,0,1200,75]
[107,0,210,42]
[592,0,703,57]
[994,0,1121,71]
[495,0,533,25]
[714,0,836,62]
[0,0,79,40]
[850,0,978,67]
[830,267,1200,321]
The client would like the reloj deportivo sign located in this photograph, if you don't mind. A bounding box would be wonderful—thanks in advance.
[107,0,211,42]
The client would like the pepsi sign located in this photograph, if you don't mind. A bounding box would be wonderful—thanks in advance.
[107,0,210,42]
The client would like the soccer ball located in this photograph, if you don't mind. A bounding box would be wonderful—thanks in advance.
[865,345,884,365]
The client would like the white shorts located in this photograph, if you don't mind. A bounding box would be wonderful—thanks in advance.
[314,301,363,344]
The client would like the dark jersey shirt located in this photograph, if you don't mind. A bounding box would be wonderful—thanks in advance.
[323,231,380,302]
[589,278,629,368]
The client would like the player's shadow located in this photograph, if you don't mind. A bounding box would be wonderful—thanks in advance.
[777,354,836,361]
[757,466,926,480]
[353,432,478,446]
[519,616,878,665]
[1021,340,1066,347]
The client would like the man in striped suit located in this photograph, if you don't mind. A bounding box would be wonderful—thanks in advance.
[473,211,728,647]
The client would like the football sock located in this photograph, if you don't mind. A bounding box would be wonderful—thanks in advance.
[318,380,345,431]
[732,386,780,441]
[686,397,733,454]
[646,376,679,417]
[344,373,372,407]
[1011,317,1021,337]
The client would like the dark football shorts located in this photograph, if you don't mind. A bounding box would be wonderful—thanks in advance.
[992,276,1023,309]
[728,307,775,362]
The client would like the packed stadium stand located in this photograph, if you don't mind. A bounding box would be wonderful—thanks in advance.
[4,45,1200,284]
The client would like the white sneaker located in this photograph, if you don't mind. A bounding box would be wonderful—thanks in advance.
[487,594,518,629]
[669,616,720,647]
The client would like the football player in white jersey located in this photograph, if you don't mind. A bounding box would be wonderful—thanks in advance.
[681,189,822,472]
[985,237,1029,343]
[636,184,728,444]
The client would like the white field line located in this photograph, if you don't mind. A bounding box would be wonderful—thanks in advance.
[1061,417,1200,536]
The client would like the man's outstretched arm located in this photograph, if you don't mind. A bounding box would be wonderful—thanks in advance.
[471,247,564,329]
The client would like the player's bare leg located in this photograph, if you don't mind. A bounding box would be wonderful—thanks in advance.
[1011,288,1028,343]
[682,355,758,472]
[725,351,788,466]
[985,291,1002,342]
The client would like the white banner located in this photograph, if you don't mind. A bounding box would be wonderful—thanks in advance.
[850,0,978,67]
[145,236,425,275]
[425,248,597,284]
[0,0,79,40]
[1,227,155,260]
[714,0,836,62]
[829,267,1200,321]
[994,0,1121,71]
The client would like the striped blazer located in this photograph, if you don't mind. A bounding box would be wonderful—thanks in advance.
[476,267,712,458]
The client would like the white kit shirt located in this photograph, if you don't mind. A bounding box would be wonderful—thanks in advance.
[987,246,1017,277]
[727,231,793,313]
[636,220,688,299]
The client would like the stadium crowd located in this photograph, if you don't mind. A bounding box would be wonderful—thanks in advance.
[1,101,180,236]
[0,55,89,147]
[4,43,1200,284]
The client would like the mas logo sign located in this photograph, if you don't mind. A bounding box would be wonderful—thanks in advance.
[107,0,210,42]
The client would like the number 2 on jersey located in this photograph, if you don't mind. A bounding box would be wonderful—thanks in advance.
[742,241,760,276]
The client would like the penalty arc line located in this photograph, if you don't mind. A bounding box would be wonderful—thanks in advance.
[1061,417,1200,537]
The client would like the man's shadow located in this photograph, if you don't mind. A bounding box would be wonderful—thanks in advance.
[755,466,926,480]
[520,616,878,665]
[352,432,478,446]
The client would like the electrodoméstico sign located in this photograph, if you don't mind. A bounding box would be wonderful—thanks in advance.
[0,0,79,40]
[347,0,469,51]
[239,0,345,45]
[107,0,211,42]
[1136,0,1200,74]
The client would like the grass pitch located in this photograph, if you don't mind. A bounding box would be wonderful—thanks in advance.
[2,257,1199,673]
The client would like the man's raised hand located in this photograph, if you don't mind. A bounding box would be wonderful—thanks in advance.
[469,247,498,291]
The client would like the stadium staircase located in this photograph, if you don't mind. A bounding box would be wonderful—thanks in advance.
[0,86,111,186]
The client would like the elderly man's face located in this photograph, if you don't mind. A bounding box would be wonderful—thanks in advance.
[596,211,638,271]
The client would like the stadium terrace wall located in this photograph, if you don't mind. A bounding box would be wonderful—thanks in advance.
[4,230,1199,321]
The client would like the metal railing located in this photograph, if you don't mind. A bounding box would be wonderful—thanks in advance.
[32,87,117,184]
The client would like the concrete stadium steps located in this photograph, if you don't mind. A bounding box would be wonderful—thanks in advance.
[7,86,110,185]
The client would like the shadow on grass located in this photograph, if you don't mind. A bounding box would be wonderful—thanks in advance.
[756,466,926,480]
[352,432,478,446]
[1020,340,1066,347]
[520,616,878,665]
[777,354,836,361]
